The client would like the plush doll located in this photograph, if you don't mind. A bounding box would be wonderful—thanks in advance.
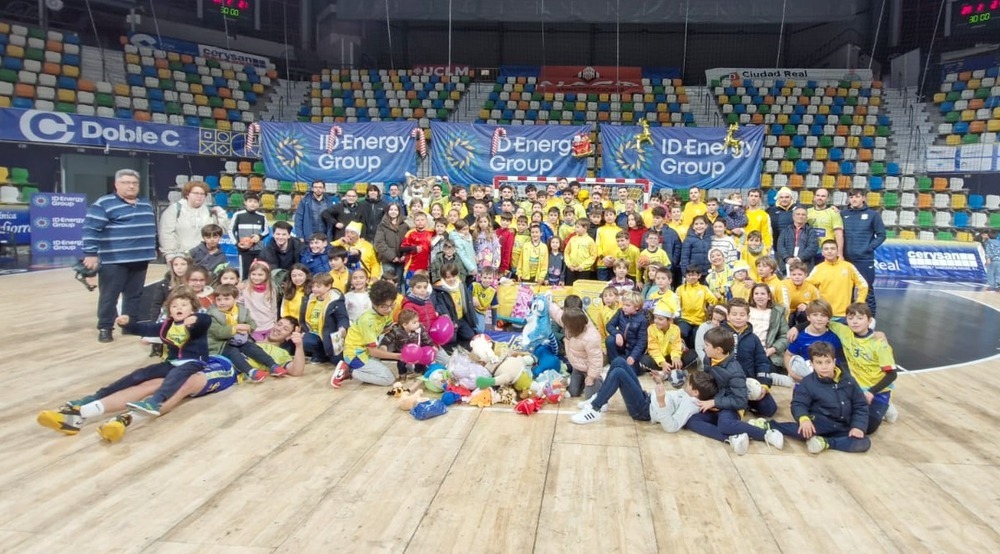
[386,382,406,398]
[531,344,562,377]
[514,397,543,415]
[469,388,493,407]
[447,353,493,390]
[475,353,534,390]
[398,389,425,411]
[746,378,765,401]
[495,386,518,404]
[469,334,500,366]
[519,294,559,355]
[421,365,449,393]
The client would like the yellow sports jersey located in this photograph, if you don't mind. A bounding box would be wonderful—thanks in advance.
[329,267,350,295]
[829,321,895,391]
[331,237,382,281]
[646,289,680,318]
[730,279,752,301]
[807,259,869,317]
[303,293,330,335]
[807,207,843,244]
[596,225,622,268]
[759,274,789,309]
[511,233,530,271]
[587,303,619,341]
[676,283,717,326]
[782,279,821,310]
[518,241,548,282]
[559,223,576,242]
[564,234,597,271]
[744,208,773,250]
[647,323,684,367]
[612,244,641,281]
[449,288,464,319]
[740,246,764,282]
[667,221,689,242]
[681,201,708,229]
[343,309,393,364]
[706,265,734,300]
[636,247,670,274]
[281,287,305,320]
[165,321,189,348]
[246,342,293,371]
[472,282,497,315]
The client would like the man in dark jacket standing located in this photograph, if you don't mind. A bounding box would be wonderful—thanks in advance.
[841,189,886,316]
[357,185,388,243]
[767,187,797,257]
[323,188,361,241]
[294,181,334,240]
[776,206,820,274]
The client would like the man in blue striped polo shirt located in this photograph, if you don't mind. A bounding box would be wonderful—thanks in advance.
[82,169,158,343]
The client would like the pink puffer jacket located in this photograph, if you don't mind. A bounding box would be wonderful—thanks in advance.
[549,303,606,380]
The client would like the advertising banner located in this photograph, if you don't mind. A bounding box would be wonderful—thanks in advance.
[537,66,644,94]
[705,67,874,83]
[0,203,30,244]
[0,108,245,157]
[874,239,986,282]
[598,124,764,191]
[28,193,87,257]
[925,144,999,173]
[128,33,271,69]
[258,121,419,183]
[411,65,472,77]
[430,122,590,184]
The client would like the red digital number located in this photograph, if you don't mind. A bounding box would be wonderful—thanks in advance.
[992,0,1000,10]
[962,4,973,15]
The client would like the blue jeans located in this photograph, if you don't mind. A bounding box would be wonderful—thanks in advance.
[605,336,642,374]
[749,394,778,417]
[590,359,650,421]
[303,332,328,362]
[686,409,767,442]
[867,393,890,435]
[988,261,1000,289]
[851,258,877,316]
[97,261,149,330]
[94,360,203,404]
[222,342,279,374]
[771,416,872,453]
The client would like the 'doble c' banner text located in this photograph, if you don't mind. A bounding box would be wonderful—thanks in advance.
[258,121,418,183]
[598,124,764,192]
[430,122,590,184]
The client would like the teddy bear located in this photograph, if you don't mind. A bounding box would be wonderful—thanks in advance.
[469,334,500,367]
[475,353,534,390]
[398,389,425,411]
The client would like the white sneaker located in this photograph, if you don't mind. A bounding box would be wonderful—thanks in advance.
[764,429,785,450]
[570,405,603,425]
[884,402,899,423]
[769,373,795,388]
[807,436,828,454]
[575,395,607,412]
[728,433,749,456]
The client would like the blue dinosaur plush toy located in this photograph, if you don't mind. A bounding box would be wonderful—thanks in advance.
[520,294,561,376]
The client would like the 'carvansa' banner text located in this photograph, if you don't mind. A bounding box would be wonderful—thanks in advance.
[598,124,764,191]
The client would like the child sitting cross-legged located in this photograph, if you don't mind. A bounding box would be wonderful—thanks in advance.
[331,279,402,388]
[208,284,290,382]
[569,355,718,429]
[684,327,785,455]
[762,341,871,454]
[379,308,437,381]
[639,304,699,385]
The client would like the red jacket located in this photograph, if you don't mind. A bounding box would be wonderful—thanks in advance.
[401,293,438,330]
[628,227,647,249]
[401,228,434,272]
[496,227,515,273]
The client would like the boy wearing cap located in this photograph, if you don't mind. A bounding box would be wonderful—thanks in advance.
[729,260,753,301]
[640,304,699,385]
[332,221,382,281]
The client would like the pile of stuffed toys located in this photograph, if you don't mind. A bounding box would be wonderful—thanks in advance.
[387,295,571,420]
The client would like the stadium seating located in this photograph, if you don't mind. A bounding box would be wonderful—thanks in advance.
[0,21,83,113]
[933,67,1000,145]
[299,68,469,127]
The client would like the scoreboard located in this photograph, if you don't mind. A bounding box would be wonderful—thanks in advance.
[948,1,1000,36]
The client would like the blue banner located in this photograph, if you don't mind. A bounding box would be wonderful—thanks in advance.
[499,66,541,77]
[258,121,418,183]
[642,67,682,80]
[430,122,590,184]
[0,108,245,156]
[29,193,87,258]
[875,239,986,282]
[599,124,764,191]
[0,203,30,245]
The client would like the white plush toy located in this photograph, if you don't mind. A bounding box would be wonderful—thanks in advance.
[469,334,500,366]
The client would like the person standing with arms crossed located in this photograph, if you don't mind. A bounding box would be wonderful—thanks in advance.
[81,169,157,343]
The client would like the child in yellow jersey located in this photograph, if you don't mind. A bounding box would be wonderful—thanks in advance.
[588,286,621,342]
[823,303,898,434]
[640,304,699,380]
[610,231,641,282]
[300,273,349,364]
[472,267,499,332]
[739,231,765,282]
[806,240,869,319]
[755,256,789,310]
[280,264,311,320]
[559,207,577,242]
[332,280,400,388]
[328,247,350,295]
[511,216,531,273]
[636,231,671,286]
[645,265,680,317]
[675,265,719,347]
[596,209,622,281]
[705,248,733,301]
[729,260,753,301]
[564,219,597,285]
[667,205,689,242]
[518,224,549,284]
[782,260,821,326]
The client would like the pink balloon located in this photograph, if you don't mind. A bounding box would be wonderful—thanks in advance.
[428,316,455,346]
[418,346,437,366]
[401,343,421,364]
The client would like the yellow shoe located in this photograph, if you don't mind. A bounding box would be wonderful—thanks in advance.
[37,410,82,435]
[97,414,132,443]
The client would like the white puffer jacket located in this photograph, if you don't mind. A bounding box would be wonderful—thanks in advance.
[158,198,231,259]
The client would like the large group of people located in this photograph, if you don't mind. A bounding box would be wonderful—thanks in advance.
[47,169,897,452]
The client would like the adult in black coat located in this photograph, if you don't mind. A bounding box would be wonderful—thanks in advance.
[357,185,388,243]
[322,188,361,241]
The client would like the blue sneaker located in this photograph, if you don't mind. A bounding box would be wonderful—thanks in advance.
[126,398,162,417]
[67,395,98,409]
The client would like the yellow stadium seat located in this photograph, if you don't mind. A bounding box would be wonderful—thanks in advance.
[951,194,966,210]
[220,175,234,191]
[114,83,129,96]
[190,83,204,95]
[945,134,961,145]
[216,120,231,131]
[194,94,208,106]
[899,230,916,240]
[761,174,773,188]
[0,96,10,108]
[821,175,836,188]
[987,119,1000,133]
[780,160,794,174]
[800,190,814,204]
[866,192,881,207]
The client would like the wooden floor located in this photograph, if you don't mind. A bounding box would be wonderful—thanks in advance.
[2,267,999,553]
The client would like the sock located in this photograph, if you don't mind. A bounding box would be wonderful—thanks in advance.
[79,400,105,419]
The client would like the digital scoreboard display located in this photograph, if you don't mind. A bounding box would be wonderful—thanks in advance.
[951,1,1000,34]
[213,0,251,21]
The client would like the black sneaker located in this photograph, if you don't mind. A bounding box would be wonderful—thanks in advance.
[98,329,113,343]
